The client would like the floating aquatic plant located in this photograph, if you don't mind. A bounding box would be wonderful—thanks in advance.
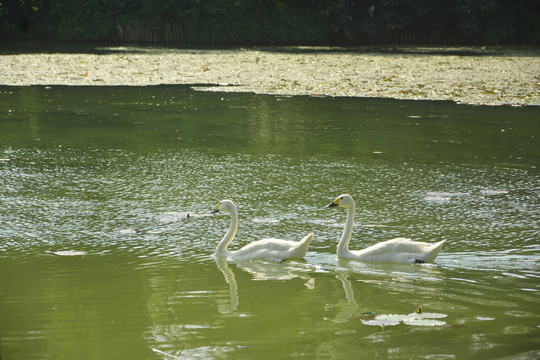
[361,306,447,327]
[361,318,400,326]
[46,250,87,256]
[403,318,447,326]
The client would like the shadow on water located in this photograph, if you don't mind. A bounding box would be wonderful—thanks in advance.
[3,40,539,57]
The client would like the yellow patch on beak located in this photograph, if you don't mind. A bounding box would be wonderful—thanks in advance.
[211,202,221,214]
[326,197,340,208]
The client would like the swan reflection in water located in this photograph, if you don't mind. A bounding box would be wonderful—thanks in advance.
[215,256,239,314]
[214,256,315,314]
[331,258,447,324]
[333,271,359,323]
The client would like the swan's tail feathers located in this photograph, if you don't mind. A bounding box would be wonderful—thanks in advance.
[424,240,446,263]
[300,232,314,245]
[291,232,314,259]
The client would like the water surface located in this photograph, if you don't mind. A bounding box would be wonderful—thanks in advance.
[1,86,539,359]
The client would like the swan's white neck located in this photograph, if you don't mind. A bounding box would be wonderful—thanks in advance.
[216,207,238,257]
[337,202,355,258]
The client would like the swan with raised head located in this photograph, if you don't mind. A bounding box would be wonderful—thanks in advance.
[212,200,314,262]
[325,194,445,264]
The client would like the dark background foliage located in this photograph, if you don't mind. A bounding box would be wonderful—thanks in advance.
[1,0,538,46]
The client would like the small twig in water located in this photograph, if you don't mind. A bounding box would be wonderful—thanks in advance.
[152,348,183,360]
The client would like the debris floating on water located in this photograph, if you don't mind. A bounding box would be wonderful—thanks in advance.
[152,348,183,360]
[118,229,138,234]
[46,250,87,256]
[1,49,537,106]
[252,218,280,224]
[161,211,212,223]
[361,306,447,327]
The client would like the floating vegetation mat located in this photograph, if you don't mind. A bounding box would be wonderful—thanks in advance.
[361,306,447,327]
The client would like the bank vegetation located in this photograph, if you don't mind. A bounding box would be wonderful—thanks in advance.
[1,0,539,47]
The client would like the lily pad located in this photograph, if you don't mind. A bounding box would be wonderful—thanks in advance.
[408,312,447,319]
[361,319,400,326]
[375,314,412,322]
[362,307,448,327]
[403,318,446,326]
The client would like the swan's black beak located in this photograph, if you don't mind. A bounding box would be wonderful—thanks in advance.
[211,208,219,214]
[325,201,338,209]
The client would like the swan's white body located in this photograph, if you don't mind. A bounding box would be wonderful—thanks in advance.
[212,200,314,262]
[326,194,445,264]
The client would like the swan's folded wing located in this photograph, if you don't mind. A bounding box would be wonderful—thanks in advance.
[231,239,296,261]
[353,238,445,264]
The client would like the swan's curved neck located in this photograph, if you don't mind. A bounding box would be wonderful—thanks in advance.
[216,207,238,257]
[337,202,355,258]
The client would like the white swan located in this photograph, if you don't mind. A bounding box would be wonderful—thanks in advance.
[325,194,445,264]
[212,200,314,262]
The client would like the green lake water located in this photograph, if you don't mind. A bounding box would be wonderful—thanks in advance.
[1,85,539,359]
